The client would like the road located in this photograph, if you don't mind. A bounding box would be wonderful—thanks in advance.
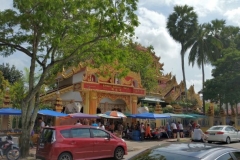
[6,138,240,160]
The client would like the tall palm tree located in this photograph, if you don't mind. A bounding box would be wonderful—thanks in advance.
[188,24,222,114]
[167,5,198,99]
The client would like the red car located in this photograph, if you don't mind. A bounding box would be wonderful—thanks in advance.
[36,125,127,160]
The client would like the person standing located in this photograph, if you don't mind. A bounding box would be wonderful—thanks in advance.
[165,122,171,138]
[145,123,152,138]
[178,121,184,138]
[171,121,177,139]
[118,123,123,138]
[100,123,105,130]
[76,120,82,125]
[140,122,145,141]
[91,120,98,127]
[38,117,45,132]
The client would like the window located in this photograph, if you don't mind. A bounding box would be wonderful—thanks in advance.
[91,129,109,138]
[210,127,223,130]
[71,128,91,138]
[40,129,55,143]
[232,152,240,159]
[225,127,232,131]
[231,127,238,132]
[216,153,233,160]
[60,129,71,138]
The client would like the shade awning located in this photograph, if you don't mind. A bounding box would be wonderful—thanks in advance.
[38,109,68,117]
[140,97,165,103]
[68,113,99,119]
[97,114,121,119]
[164,113,195,119]
[0,108,21,115]
[131,112,170,119]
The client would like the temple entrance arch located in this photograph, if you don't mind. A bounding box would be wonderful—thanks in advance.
[97,98,128,114]
[97,93,130,111]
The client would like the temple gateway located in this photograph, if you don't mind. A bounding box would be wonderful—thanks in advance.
[41,63,146,117]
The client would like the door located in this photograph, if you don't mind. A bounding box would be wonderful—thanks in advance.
[225,127,236,141]
[230,127,239,141]
[38,128,56,157]
[71,128,94,159]
[90,128,114,158]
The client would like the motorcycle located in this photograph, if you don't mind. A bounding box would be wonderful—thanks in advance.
[0,135,20,160]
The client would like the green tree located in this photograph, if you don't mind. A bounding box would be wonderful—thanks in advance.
[188,24,222,114]
[203,47,240,113]
[0,63,23,84]
[0,0,139,157]
[166,5,198,99]
[125,43,158,91]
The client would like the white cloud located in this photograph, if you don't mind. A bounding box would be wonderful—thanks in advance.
[224,7,240,26]
[186,79,202,93]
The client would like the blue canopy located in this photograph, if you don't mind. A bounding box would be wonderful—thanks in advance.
[0,108,22,115]
[38,109,68,117]
[131,112,171,119]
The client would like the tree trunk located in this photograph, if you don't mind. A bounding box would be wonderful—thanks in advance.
[201,60,206,114]
[20,93,40,158]
[180,48,187,99]
[19,126,31,158]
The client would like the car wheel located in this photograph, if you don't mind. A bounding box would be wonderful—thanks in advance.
[208,141,212,143]
[58,152,72,160]
[226,137,231,144]
[114,147,124,160]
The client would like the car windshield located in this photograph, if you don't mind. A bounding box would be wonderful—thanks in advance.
[209,127,223,130]
[131,149,199,160]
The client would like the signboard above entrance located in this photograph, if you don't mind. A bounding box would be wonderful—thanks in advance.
[75,82,145,96]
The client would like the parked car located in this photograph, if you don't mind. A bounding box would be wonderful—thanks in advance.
[129,142,240,160]
[205,125,240,144]
[36,125,127,160]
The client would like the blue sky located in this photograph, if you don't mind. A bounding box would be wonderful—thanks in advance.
[1,0,240,92]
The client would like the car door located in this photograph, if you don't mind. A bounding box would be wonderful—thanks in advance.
[225,127,236,141]
[71,128,94,159]
[230,127,239,141]
[90,128,114,158]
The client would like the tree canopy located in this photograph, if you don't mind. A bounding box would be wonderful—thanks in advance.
[166,5,198,98]
[203,48,240,105]
[0,0,139,157]
[0,63,23,84]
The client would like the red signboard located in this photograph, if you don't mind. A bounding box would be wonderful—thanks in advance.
[82,82,145,96]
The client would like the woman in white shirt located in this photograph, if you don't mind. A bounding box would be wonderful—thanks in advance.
[192,124,207,142]
[178,121,184,138]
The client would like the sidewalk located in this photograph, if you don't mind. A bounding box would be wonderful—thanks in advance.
[17,137,191,160]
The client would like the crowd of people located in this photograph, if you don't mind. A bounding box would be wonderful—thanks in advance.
[34,117,207,143]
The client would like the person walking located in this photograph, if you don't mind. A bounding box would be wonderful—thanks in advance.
[140,122,145,141]
[178,121,184,138]
[165,122,171,138]
[171,121,177,139]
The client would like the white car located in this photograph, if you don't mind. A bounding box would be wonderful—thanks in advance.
[205,125,240,144]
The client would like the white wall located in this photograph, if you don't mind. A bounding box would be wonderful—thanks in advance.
[73,71,84,84]
[61,91,82,101]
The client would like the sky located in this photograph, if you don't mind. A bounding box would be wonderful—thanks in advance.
[1,0,240,92]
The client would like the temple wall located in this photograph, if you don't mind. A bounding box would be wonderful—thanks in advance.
[61,92,82,101]
[73,71,84,84]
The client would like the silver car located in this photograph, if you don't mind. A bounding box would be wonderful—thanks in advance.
[205,125,240,144]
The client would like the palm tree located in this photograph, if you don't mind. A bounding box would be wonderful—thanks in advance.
[188,24,222,114]
[166,5,198,99]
